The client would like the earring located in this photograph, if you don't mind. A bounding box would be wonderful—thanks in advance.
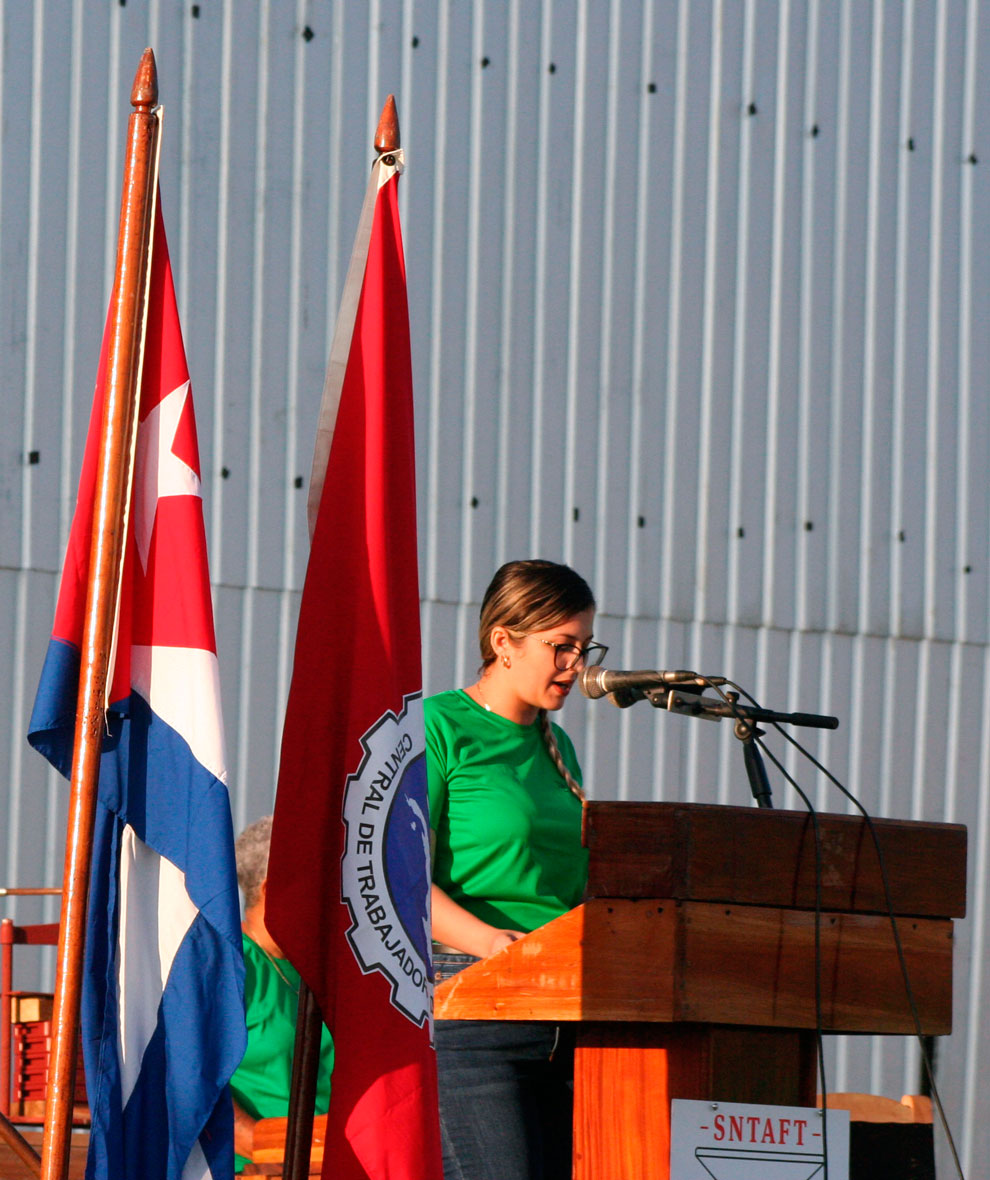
[502,655,511,668]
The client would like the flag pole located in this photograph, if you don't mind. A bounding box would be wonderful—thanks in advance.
[40,49,161,1180]
[282,984,325,1180]
[280,93,403,1180]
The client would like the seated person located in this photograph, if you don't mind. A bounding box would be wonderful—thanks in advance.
[232,815,334,1171]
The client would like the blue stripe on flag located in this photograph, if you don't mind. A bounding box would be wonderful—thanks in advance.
[31,639,245,1180]
[95,691,242,942]
[28,639,118,779]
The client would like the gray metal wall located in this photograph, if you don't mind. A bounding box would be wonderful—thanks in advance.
[1,1,987,1172]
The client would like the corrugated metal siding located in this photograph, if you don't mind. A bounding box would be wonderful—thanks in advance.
[1,0,987,1171]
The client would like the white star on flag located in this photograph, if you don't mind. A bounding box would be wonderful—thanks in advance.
[134,380,201,571]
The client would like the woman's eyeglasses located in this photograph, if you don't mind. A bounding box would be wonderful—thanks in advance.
[539,640,609,671]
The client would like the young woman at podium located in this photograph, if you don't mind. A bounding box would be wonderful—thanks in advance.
[425,559,606,1180]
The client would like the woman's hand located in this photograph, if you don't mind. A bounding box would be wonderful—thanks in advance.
[232,1099,256,1160]
[431,884,526,960]
[487,929,525,955]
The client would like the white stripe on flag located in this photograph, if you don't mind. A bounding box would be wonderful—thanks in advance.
[130,647,227,783]
[181,1138,212,1180]
[305,149,405,537]
[116,824,199,1105]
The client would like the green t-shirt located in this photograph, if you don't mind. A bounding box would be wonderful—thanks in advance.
[230,934,334,1172]
[425,689,588,933]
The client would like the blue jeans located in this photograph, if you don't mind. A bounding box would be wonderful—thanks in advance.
[434,1005,574,1180]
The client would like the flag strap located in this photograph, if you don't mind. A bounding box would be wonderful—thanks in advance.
[40,50,162,1180]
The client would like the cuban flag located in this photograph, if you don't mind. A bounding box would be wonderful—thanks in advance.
[266,106,443,1180]
[28,201,246,1180]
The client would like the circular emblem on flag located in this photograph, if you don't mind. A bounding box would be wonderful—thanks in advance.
[340,693,433,1029]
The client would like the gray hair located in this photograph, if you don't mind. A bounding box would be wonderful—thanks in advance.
[235,814,273,909]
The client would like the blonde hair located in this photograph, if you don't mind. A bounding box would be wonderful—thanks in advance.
[479,560,595,666]
[479,560,593,800]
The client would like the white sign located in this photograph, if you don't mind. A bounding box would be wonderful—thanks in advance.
[670,1099,850,1180]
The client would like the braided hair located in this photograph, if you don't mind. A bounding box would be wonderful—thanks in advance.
[537,708,585,801]
[479,559,593,801]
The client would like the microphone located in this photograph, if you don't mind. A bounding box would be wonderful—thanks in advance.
[578,666,724,700]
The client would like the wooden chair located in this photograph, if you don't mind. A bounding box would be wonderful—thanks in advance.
[819,1091,936,1179]
[818,1092,934,1124]
[1,918,89,1126]
[0,1127,90,1180]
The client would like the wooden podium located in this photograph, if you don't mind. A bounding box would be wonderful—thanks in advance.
[434,801,966,1179]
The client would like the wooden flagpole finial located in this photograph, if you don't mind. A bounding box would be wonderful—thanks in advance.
[374,95,400,154]
[131,47,159,110]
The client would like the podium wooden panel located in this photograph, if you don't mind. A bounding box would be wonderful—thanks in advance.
[434,802,966,1180]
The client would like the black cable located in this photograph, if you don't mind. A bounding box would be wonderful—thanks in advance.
[750,735,830,1176]
[692,676,830,1178]
[631,669,966,1174]
[762,718,967,1180]
[704,676,964,1180]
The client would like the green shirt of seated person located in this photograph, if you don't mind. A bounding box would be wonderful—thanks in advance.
[231,816,334,1173]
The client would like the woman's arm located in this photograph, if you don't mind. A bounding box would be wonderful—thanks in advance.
[431,883,524,959]
[232,1098,256,1161]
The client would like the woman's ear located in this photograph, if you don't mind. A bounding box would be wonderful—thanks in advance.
[489,626,511,662]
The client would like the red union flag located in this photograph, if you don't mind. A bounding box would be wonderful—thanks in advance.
[266,125,442,1178]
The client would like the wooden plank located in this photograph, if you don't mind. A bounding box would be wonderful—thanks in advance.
[583,802,967,918]
[434,899,954,1033]
[252,1115,325,1166]
[9,995,54,1023]
[573,1025,671,1180]
[3,927,60,948]
[435,901,676,1022]
[819,1093,932,1124]
[676,902,954,1034]
[582,803,679,900]
[10,1103,88,1126]
[695,1026,818,1106]
[573,1024,818,1180]
[0,1131,87,1180]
